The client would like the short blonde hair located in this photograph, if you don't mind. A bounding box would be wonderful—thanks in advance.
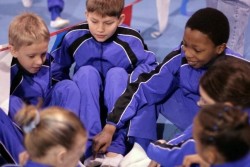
[8,12,50,50]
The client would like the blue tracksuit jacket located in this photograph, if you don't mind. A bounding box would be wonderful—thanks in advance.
[147,108,250,167]
[107,44,242,141]
[1,53,81,163]
[147,125,195,166]
[50,23,157,157]
[9,54,80,119]
[148,125,250,167]
[51,23,157,80]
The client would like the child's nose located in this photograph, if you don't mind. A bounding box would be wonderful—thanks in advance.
[184,48,194,59]
[35,57,43,65]
[97,24,104,32]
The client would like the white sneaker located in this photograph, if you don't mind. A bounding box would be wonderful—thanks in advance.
[50,17,70,29]
[22,0,32,7]
[101,154,123,167]
[119,143,151,167]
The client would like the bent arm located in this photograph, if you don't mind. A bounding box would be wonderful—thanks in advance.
[107,49,183,128]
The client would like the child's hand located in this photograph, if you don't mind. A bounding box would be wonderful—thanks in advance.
[181,154,210,167]
[92,124,116,157]
[148,160,160,167]
[19,151,29,166]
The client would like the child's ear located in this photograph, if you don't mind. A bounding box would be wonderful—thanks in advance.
[9,44,17,58]
[57,147,67,165]
[216,43,226,55]
[206,149,216,164]
[118,13,125,25]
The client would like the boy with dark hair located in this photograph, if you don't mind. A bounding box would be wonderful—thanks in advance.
[93,7,243,166]
[50,0,157,165]
[146,56,250,167]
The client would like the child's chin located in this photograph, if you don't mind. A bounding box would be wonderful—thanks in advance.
[94,36,107,42]
[96,38,106,42]
[29,68,40,74]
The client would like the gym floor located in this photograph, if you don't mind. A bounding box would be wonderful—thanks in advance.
[1,0,250,61]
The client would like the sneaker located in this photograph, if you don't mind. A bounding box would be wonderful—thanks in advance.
[22,0,32,7]
[119,143,151,167]
[101,154,123,167]
[50,17,70,29]
[151,31,162,39]
[84,154,105,167]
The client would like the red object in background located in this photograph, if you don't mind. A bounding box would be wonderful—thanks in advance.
[122,0,142,26]
[122,4,133,26]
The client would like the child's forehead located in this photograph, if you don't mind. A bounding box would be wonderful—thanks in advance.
[184,27,209,38]
[18,41,49,53]
[183,28,214,46]
[88,11,119,20]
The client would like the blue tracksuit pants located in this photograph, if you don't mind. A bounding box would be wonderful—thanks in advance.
[73,66,128,157]
[9,80,81,121]
[0,109,24,164]
[73,65,156,157]
[47,0,64,20]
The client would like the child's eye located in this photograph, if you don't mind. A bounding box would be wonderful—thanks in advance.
[41,53,47,57]
[194,49,202,53]
[105,22,113,25]
[28,55,35,58]
[91,20,97,24]
[182,41,187,47]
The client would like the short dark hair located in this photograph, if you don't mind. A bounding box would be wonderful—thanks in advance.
[185,8,229,46]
